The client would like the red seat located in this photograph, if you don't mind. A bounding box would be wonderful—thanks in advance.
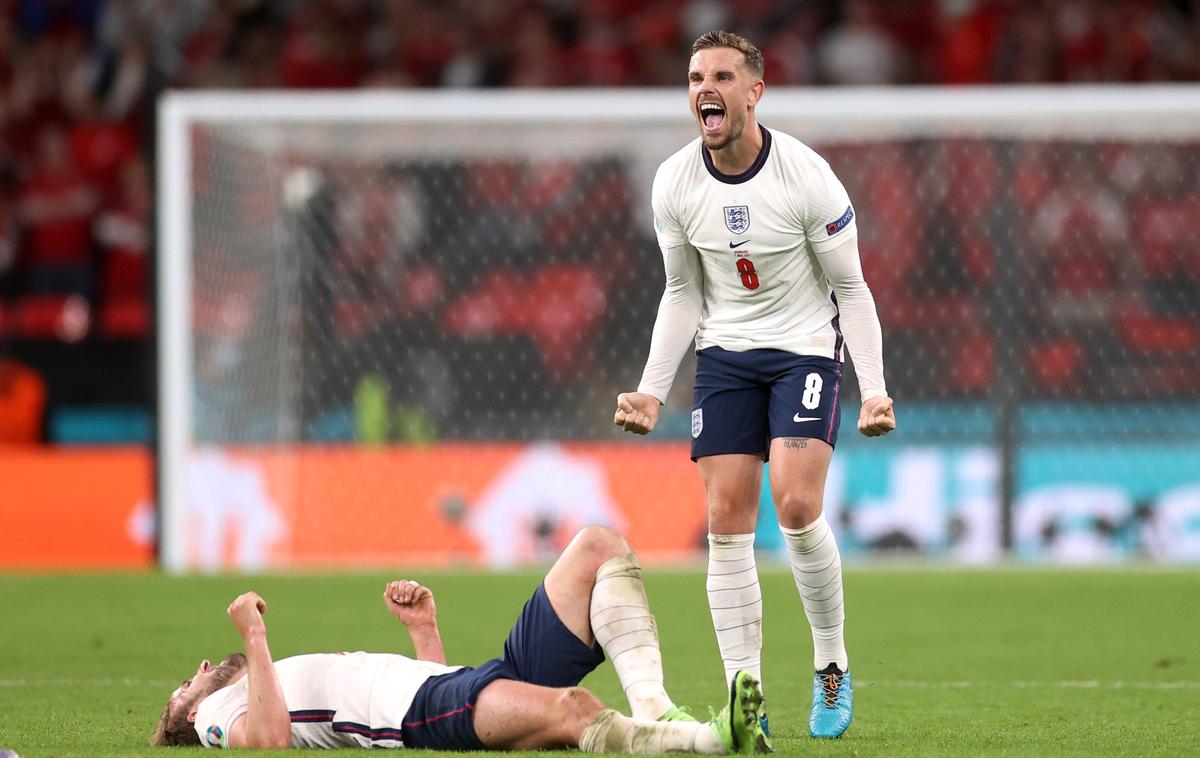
[0,300,9,339]
[1116,313,1200,354]
[949,332,995,394]
[442,264,608,384]
[12,294,91,342]
[525,265,607,382]
[1028,339,1085,390]
[99,294,150,339]
[441,268,528,338]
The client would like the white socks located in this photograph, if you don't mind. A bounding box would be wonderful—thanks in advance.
[590,554,674,721]
[780,514,848,672]
[579,709,724,754]
[706,533,763,688]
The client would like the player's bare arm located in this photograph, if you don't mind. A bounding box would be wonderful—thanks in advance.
[224,592,290,749]
[384,580,446,664]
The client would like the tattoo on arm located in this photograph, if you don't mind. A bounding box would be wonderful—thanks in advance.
[782,438,809,449]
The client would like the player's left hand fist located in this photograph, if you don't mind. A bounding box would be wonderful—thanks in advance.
[384,580,437,629]
[858,395,896,437]
[227,591,268,638]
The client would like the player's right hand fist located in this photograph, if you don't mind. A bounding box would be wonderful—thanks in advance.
[384,580,437,629]
[227,591,268,638]
[614,392,660,435]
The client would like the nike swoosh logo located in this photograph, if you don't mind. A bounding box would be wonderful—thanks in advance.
[793,414,821,422]
[729,239,750,248]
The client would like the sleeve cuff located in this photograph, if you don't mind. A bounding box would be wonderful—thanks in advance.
[635,384,668,405]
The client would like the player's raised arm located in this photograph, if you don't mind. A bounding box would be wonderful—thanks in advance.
[813,235,896,437]
[384,580,446,664]
[224,592,290,749]
[615,162,705,435]
[615,242,703,434]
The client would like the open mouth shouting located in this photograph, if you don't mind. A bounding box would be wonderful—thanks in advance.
[698,101,726,134]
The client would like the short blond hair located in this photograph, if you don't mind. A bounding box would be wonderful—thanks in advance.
[691,30,764,79]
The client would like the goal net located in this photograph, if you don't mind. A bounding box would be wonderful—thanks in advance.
[158,87,1200,572]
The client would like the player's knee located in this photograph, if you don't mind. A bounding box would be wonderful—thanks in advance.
[705,479,760,515]
[549,687,607,746]
[555,686,605,728]
[707,492,759,532]
[572,525,629,565]
[775,491,823,526]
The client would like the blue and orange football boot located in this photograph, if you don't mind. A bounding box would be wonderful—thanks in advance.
[809,663,853,738]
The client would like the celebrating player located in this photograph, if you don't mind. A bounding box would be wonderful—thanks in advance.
[150,526,771,754]
[614,31,895,739]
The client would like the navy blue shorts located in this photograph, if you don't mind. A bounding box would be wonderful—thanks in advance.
[691,346,843,461]
[400,583,605,750]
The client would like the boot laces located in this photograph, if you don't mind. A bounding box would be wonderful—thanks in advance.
[820,671,843,709]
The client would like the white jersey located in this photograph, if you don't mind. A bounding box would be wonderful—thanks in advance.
[194,652,462,749]
[651,125,857,359]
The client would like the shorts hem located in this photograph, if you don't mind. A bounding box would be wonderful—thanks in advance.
[690,447,769,463]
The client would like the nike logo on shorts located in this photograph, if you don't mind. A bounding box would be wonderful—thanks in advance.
[793,414,821,422]
[729,239,750,248]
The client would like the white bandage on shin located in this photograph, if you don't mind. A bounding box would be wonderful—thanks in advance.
[591,554,673,720]
[706,533,763,688]
[780,514,848,671]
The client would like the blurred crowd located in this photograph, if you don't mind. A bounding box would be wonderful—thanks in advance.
[183,130,1200,445]
[0,0,1198,444]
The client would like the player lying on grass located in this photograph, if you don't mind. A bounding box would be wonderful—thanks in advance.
[151,525,771,753]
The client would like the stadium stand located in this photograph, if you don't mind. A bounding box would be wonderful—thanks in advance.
[0,0,1197,443]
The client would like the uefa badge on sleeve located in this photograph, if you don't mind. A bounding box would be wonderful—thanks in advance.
[205,725,224,748]
[691,408,703,439]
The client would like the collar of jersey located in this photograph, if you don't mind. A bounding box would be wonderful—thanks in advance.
[701,124,772,185]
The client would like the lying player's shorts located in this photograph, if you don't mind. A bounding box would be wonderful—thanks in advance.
[400,583,605,750]
[691,346,843,461]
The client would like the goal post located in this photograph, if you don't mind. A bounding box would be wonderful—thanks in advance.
[157,86,1200,572]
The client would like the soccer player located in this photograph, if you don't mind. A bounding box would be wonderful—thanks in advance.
[613,31,895,739]
[151,525,771,754]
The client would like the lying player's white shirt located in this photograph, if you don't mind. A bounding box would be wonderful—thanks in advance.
[639,125,885,402]
[654,125,855,357]
[194,652,462,749]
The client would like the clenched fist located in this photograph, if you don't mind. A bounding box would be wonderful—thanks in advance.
[227,591,268,639]
[858,395,896,437]
[384,580,437,630]
[614,392,661,435]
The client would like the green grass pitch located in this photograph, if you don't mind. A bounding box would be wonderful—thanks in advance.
[1,567,1197,756]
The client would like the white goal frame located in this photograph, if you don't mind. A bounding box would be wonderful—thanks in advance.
[157,85,1200,572]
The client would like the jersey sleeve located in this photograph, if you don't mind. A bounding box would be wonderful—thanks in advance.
[194,678,251,749]
[800,158,857,254]
[651,164,688,249]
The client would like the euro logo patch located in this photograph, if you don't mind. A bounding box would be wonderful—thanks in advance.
[691,408,703,439]
[825,206,854,236]
[205,725,224,747]
[724,206,750,235]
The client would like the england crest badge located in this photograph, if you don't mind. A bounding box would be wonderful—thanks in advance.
[691,408,703,438]
[724,205,750,235]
